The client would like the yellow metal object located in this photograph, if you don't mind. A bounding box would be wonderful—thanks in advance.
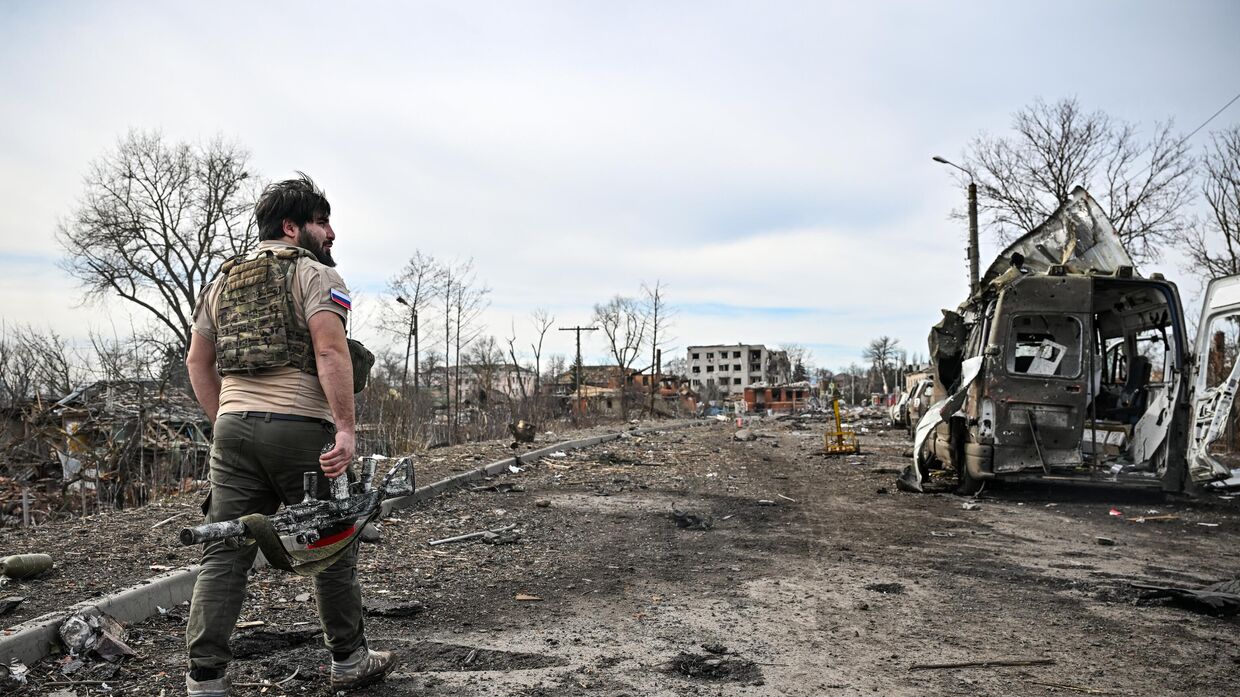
[824,399,860,455]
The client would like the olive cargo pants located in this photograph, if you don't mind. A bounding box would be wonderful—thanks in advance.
[186,412,365,672]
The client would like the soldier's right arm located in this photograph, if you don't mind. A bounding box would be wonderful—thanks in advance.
[309,312,355,477]
[300,262,356,477]
[186,333,221,423]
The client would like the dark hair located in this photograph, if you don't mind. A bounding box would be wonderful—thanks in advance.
[255,172,331,241]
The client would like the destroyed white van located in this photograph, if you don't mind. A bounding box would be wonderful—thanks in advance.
[902,187,1238,494]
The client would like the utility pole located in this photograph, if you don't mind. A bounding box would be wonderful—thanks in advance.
[559,325,598,417]
[933,156,980,296]
[967,181,979,295]
[649,347,662,416]
[396,297,418,396]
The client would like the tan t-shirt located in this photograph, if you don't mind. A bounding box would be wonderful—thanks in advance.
[192,241,350,422]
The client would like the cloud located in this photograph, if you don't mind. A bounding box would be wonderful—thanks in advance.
[1,0,1236,379]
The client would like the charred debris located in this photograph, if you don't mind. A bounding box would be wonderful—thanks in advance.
[0,379,210,527]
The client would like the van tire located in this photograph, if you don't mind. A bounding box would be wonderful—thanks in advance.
[956,460,983,495]
[951,420,983,495]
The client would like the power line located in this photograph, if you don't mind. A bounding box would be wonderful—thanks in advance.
[1124,89,1239,186]
[1179,90,1240,147]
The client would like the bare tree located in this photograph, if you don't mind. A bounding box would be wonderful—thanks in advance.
[1185,125,1240,280]
[663,356,688,379]
[57,130,260,356]
[862,336,901,394]
[780,343,814,382]
[504,321,531,405]
[842,362,866,405]
[467,335,504,407]
[528,309,555,397]
[89,331,141,384]
[961,98,1194,263]
[0,324,87,404]
[592,295,648,419]
[642,281,675,415]
[440,264,457,438]
[419,349,443,389]
[86,329,170,387]
[0,324,35,406]
[385,251,443,397]
[543,353,567,390]
[438,259,490,440]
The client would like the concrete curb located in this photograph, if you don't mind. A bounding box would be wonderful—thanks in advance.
[0,419,715,667]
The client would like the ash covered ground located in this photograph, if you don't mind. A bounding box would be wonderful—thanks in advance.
[5,415,1240,696]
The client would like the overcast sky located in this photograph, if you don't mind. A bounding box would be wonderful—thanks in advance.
[1,0,1237,373]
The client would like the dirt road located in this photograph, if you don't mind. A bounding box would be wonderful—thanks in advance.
[8,417,1239,696]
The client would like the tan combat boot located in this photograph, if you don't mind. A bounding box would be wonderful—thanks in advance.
[186,671,231,696]
[330,646,395,691]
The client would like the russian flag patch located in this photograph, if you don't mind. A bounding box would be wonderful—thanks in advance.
[330,288,351,310]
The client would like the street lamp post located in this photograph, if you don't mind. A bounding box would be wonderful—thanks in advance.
[396,296,418,396]
[933,156,979,296]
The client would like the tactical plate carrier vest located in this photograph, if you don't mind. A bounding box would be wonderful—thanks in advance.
[215,247,319,376]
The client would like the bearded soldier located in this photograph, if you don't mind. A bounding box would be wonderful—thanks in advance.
[184,174,392,695]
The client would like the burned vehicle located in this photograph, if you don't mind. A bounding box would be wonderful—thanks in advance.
[903,377,934,436]
[903,187,1238,494]
[889,390,911,428]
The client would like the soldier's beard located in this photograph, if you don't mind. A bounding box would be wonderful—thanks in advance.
[297,229,335,267]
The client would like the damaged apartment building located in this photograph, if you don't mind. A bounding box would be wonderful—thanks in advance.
[686,344,790,400]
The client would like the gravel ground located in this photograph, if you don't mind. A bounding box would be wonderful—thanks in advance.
[5,413,1240,696]
[0,422,641,627]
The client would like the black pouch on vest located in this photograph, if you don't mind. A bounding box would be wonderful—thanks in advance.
[348,338,375,393]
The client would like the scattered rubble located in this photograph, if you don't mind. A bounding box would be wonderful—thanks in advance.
[2,418,1237,696]
[672,507,714,530]
[2,658,29,685]
[364,600,425,618]
[229,627,322,659]
[0,553,53,580]
[58,612,135,662]
[666,651,763,684]
[1132,578,1240,616]
[508,420,536,446]
[428,523,519,546]
[0,596,24,615]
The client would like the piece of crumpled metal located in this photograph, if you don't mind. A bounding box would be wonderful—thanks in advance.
[59,612,136,662]
[2,657,29,684]
[898,356,983,493]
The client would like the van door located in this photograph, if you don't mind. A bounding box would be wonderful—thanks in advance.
[989,275,1092,472]
[1187,274,1240,483]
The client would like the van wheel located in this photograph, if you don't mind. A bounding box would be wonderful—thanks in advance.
[951,423,982,495]
[956,460,983,495]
